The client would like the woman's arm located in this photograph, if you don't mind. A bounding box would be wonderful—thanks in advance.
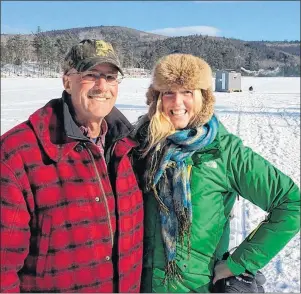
[225,139,300,276]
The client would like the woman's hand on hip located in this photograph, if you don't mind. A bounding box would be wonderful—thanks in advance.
[213,260,234,284]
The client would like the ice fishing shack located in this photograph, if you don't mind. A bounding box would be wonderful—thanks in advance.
[215,70,242,92]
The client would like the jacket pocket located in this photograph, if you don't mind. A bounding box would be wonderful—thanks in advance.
[176,251,213,290]
[177,251,214,275]
[152,268,191,293]
[36,214,52,277]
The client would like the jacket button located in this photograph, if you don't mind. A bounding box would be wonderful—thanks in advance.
[95,197,100,202]
[75,144,84,152]
[105,256,111,261]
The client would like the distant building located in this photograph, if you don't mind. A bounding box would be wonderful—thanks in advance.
[215,70,242,92]
[123,67,150,78]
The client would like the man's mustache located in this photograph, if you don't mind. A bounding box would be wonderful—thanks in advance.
[87,90,113,99]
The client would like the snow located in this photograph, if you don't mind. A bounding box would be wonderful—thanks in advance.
[1,63,62,78]
[1,76,300,292]
[240,66,281,76]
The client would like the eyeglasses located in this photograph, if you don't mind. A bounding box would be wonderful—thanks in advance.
[68,71,123,85]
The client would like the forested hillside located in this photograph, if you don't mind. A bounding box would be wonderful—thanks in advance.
[1,25,300,77]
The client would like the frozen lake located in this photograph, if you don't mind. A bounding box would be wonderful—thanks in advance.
[1,76,300,292]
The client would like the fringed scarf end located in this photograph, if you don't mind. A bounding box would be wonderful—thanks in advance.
[152,185,169,214]
[163,261,183,285]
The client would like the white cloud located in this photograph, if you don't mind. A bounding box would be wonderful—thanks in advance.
[1,25,31,34]
[148,26,221,37]
[193,1,236,3]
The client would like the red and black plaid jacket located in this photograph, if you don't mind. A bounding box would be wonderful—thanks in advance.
[0,92,143,293]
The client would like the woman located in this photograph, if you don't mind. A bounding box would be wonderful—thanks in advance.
[133,53,300,293]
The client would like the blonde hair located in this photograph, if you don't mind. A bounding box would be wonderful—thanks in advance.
[144,89,204,156]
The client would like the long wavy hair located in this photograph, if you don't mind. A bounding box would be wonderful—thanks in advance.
[143,89,204,156]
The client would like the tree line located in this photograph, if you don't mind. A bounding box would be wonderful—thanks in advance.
[1,26,300,77]
[1,27,80,77]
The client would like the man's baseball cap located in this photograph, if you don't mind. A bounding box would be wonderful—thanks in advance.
[63,39,123,75]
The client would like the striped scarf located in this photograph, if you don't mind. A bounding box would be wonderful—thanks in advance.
[151,115,219,281]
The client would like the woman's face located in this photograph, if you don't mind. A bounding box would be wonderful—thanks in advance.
[161,89,198,130]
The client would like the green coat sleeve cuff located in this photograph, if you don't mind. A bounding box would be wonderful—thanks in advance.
[226,255,246,276]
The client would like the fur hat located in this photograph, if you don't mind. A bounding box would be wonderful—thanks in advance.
[146,53,215,126]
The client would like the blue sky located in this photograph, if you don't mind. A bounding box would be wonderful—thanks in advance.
[1,1,300,41]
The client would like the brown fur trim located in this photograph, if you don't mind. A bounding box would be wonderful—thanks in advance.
[146,85,160,119]
[152,54,212,92]
[146,85,159,106]
[190,88,215,127]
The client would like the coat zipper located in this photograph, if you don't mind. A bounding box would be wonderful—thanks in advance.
[247,216,269,241]
[85,144,114,247]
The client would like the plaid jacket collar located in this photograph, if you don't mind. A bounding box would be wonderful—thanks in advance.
[29,91,136,163]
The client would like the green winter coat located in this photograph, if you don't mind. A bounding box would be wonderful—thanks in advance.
[138,122,300,293]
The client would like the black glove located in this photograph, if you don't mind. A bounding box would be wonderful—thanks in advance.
[212,251,266,293]
[212,271,266,293]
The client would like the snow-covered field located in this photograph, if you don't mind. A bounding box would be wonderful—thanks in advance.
[1,77,300,292]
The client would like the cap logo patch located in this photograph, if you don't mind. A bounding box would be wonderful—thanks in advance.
[95,40,114,57]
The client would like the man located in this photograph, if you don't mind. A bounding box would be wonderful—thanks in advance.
[1,39,143,292]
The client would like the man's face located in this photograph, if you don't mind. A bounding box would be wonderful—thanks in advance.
[63,63,119,123]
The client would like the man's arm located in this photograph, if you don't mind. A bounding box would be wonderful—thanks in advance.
[1,162,31,292]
